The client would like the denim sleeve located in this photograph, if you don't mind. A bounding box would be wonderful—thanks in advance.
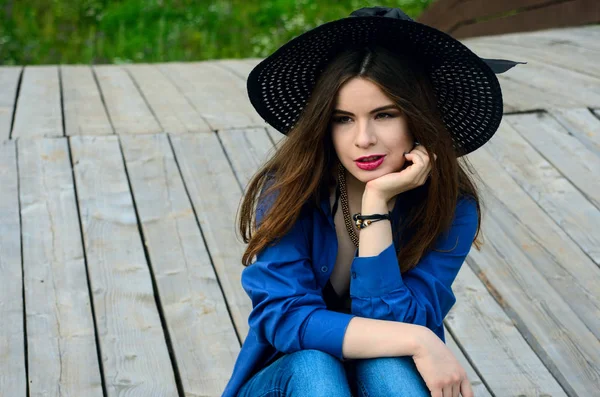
[242,181,356,360]
[349,197,479,332]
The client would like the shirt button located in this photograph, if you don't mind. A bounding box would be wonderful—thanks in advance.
[321,266,328,272]
[351,271,357,279]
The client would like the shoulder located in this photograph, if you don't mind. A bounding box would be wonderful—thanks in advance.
[432,195,479,253]
[255,173,317,236]
[454,194,479,225]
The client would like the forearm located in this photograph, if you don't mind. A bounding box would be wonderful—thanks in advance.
[358,189,393,257]
[341,316,429,359]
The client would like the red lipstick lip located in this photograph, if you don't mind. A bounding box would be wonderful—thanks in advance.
[355,154,386,161]
[354,156,385,171]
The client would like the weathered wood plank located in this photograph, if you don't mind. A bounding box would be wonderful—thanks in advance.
[446,263,566,396]
[531,25,600,52]
[466,35,600,79]
[483,118,600,265]
[120,133,239,396]
[464,42,600,107]
[506,113,600,209]
[443,332,492,397]
[61,65,113,136]
[0,67,21,142]
[475,69,581,112]
[465,154,600,396]
[216,59,255,81]
[0,140,26,397]
[243,58,263,67]
[93,65,162,135]
[266,126,285,146]
[12,66,63,138]
[70,135,178,396]
[169,133,250,339]
[471,146,600,328]
[159,62,263,131]
[548,108,600,158]
[124,64,211,134]
[218,127,275,190]
[18,138,103,396]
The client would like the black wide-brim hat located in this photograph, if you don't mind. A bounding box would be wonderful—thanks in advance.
[247,6,526,156]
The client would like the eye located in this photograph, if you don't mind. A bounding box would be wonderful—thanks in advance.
[376,112,395,119]
[332,116,352,124]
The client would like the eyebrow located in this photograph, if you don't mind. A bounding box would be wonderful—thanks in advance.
[332,104,398,116]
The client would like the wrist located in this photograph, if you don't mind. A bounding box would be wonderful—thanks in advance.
[362,188,389,210]
[412,325,435,357]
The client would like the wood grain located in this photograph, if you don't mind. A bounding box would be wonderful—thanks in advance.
[447,263,566,396]
[444,332,492,397]
[70,135,178,396]
[169,133,251,339]
[0,67,22,141]
[120,133,239,396]
[216,59,255,82]
[548,108,600,158]
[218,127,275,191]
[483,118,600,265]
[464,42,600,108]
[464,162,600,396]
[0,140,26,397]
[19,138,103,396]
[506,113,600,209]
[61,65,113,136]
[159,62,264,131]
[470,145,600,329]
[465,35,600,80]
[93,65,162,135]
[124,64,211,134]
[12,66,63,138]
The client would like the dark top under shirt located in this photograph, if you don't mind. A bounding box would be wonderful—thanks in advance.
[322,183,351,312]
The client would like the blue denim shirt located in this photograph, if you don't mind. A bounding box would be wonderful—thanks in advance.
[222,183,478,397]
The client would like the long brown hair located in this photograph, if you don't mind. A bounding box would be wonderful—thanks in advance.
[238,44,483,271]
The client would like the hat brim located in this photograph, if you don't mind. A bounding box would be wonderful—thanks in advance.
[247,15,504,156]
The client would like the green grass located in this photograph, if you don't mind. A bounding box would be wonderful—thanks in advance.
[0,0,434,65]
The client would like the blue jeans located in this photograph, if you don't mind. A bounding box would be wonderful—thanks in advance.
[237,349,430,396]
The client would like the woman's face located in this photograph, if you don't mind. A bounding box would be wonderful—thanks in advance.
[330,77,414,185]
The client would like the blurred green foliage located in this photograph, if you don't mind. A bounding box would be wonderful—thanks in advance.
[0,0,434,65]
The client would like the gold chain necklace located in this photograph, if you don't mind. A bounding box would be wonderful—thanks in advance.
[337,161,360,248]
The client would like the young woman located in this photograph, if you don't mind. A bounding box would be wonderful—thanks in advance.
[222,6,524,397]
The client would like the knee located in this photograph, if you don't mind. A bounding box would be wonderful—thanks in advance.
[354,356,430,397]
[282,350,350,396]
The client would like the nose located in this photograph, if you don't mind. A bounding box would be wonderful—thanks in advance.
[354,119,377,148]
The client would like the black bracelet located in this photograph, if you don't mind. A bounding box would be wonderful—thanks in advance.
[353,211,392,229]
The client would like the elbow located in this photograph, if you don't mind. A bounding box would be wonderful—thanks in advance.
[359,292,452,331]
[401,293,456,330]
[248,305,310,354]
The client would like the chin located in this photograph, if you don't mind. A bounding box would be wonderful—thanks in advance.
[349,167,388,183]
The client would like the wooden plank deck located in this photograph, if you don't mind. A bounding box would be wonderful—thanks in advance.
[1,24,599,397]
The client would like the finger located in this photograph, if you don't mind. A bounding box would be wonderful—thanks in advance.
[405,151,425,167]
[406,151,430,183]
[452,382,460,397]
[442,384,453,397]
[460,379,474,397]
[431,388,443,397]
[404,153,428,183]
[411,147,431,169]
